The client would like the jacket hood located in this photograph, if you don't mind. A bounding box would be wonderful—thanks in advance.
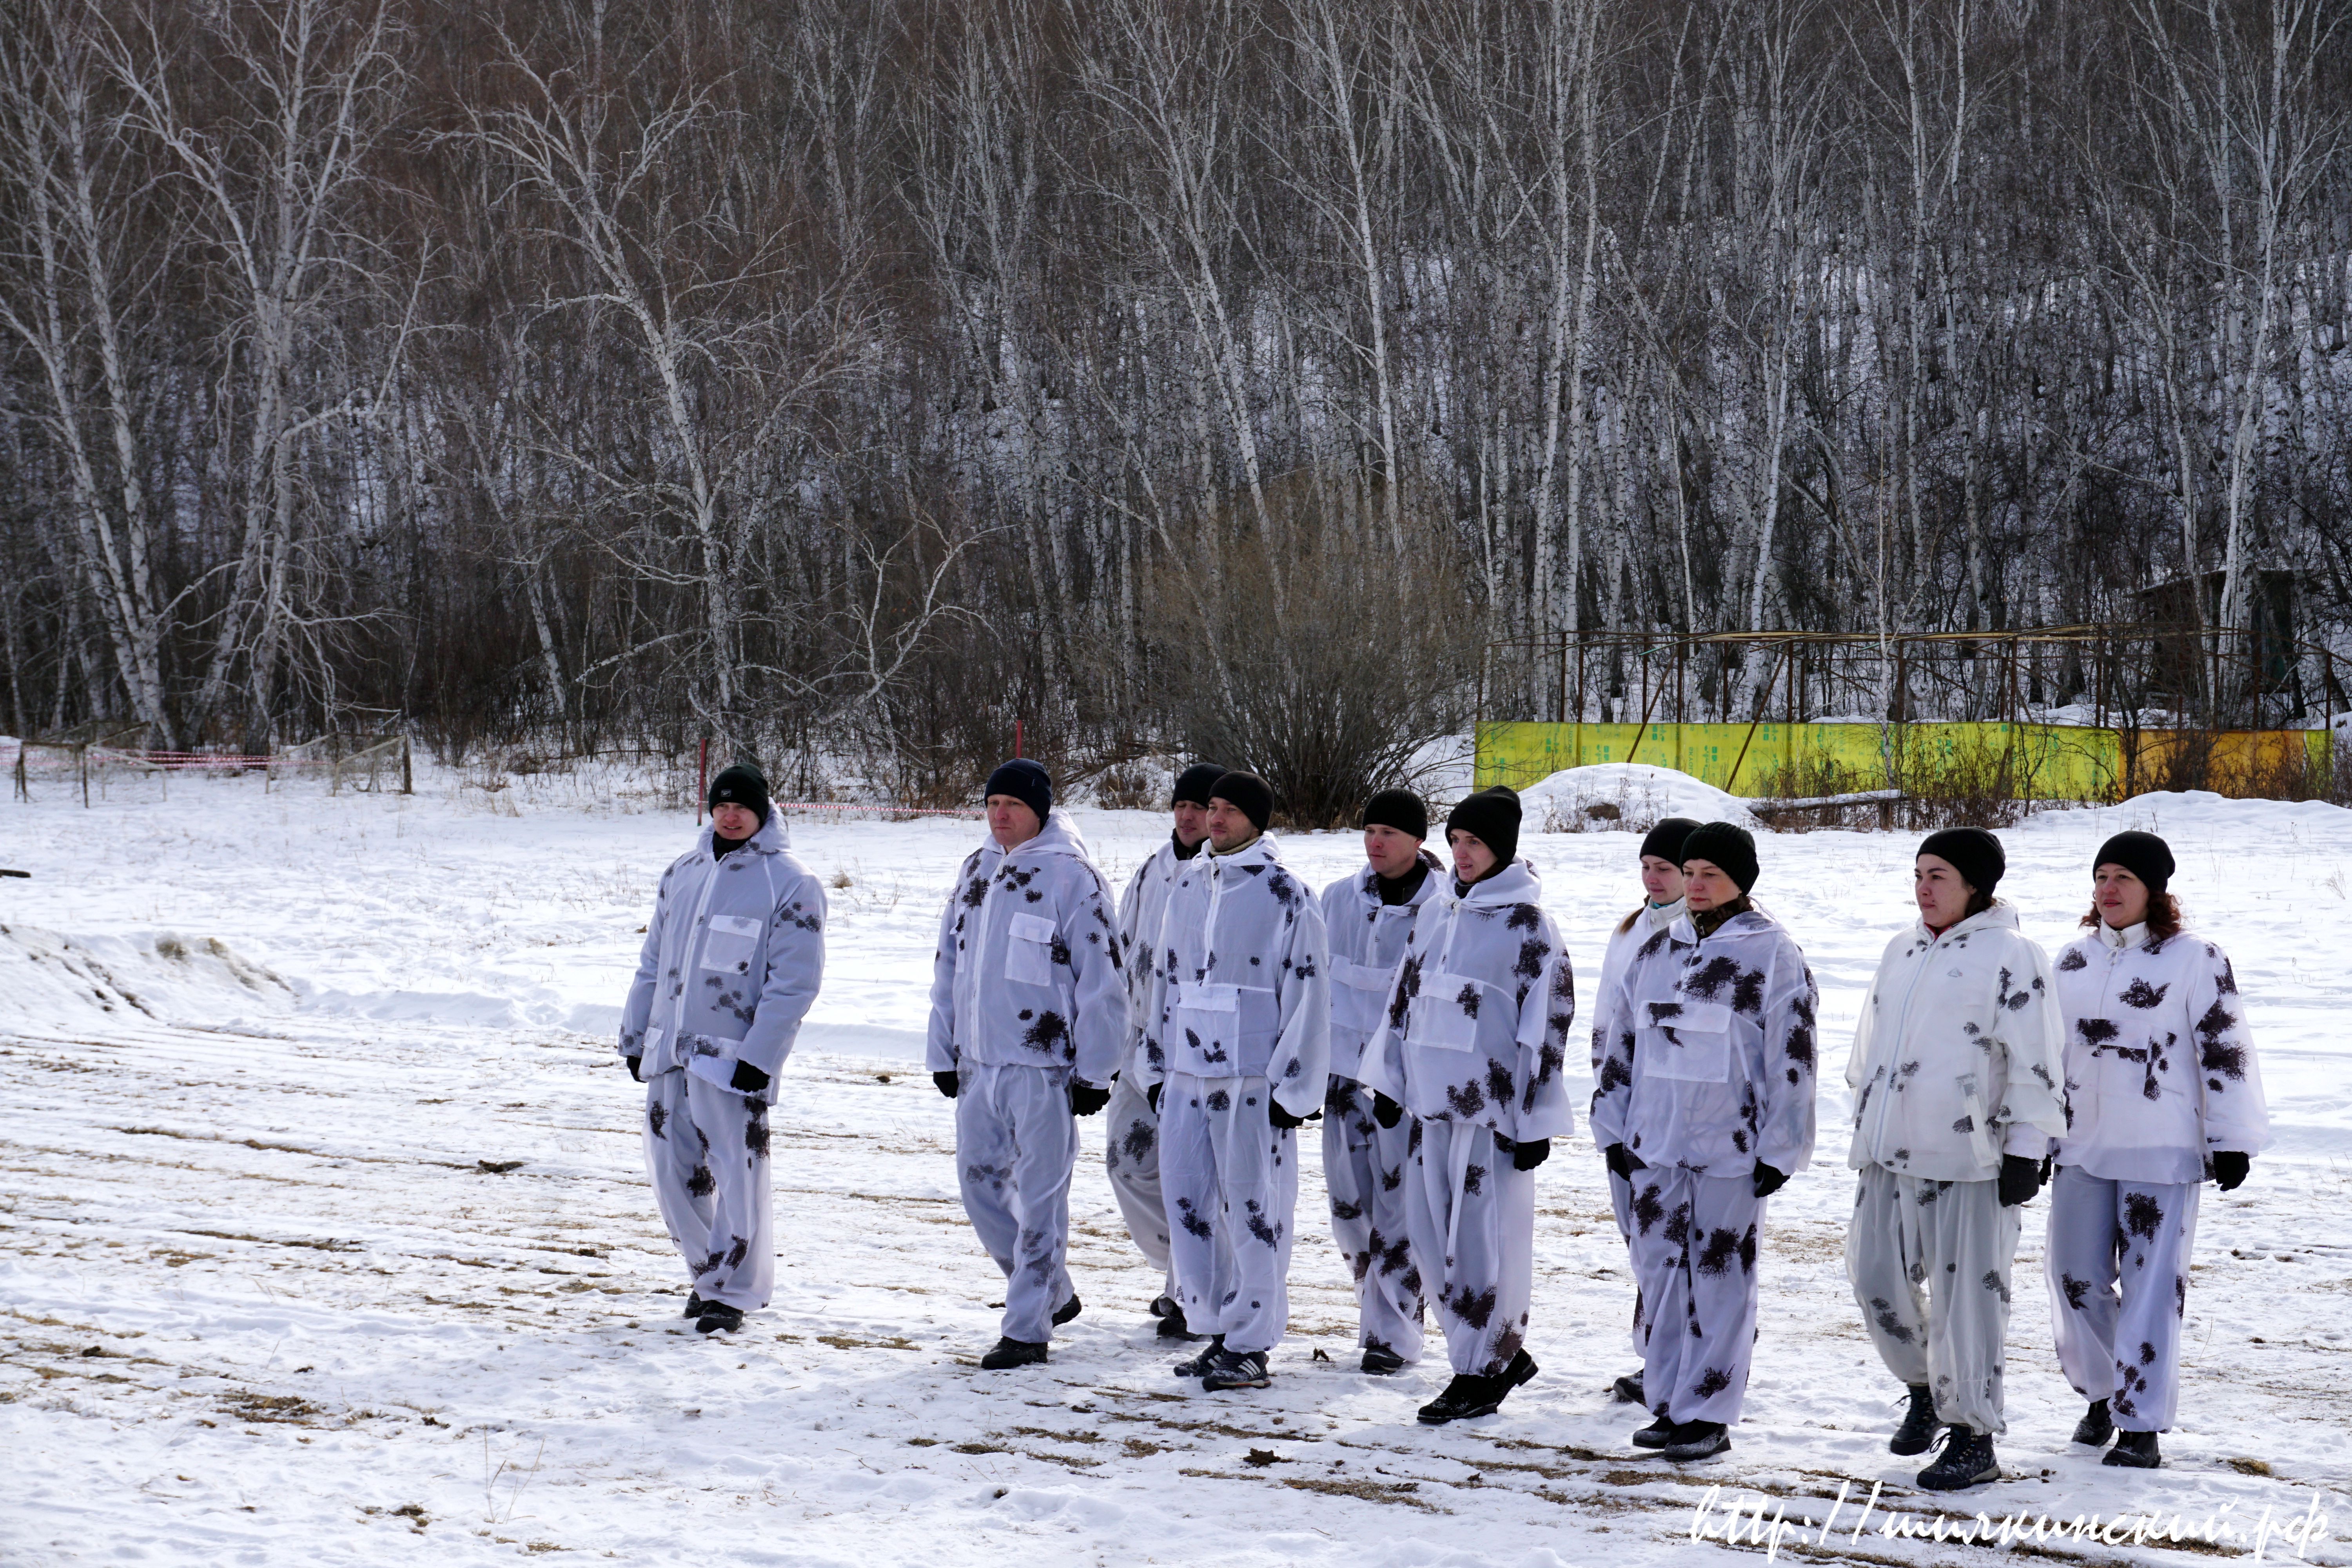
[983,807,1093,861]
[1448,857,1540,906]
[700,810,790,857]
[1207,829,1282,866]
[1911,900,2017,941]
[1355,845,1444,895]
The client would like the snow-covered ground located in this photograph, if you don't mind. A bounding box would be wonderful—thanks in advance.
[2,761,2348,1566]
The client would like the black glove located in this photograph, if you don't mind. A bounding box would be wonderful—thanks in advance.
[1603,1143,1634,1180]
[1997,1153,2043,1207]
[1512,1136,1551,1172]
[730,1060,771,1094]
[1147,1081,1162,1114]
[2210,1150,2251,1192]
[1751,1161,1789,1198]
[933,1070,960,1100]
[1371,1093,1403,1129]
[624,1054,644,1083]
[1268,1098,1303,1130]
[1069,1080,1111,1117]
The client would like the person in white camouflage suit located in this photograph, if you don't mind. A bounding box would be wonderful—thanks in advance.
[1109,760,1223,1339]
[1136,770,1330,1394]
[1591,821,1818,1463]
[619,761,827,1336]
[2044,831,2267,1471]
[1359,786,1575,1425]
[928,759,1129,1370]
[1318,787,1441,1374]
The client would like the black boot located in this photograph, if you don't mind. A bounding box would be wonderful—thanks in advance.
[681,1291,707,1320]
[1889,1384,1942,1456]
[980,1336,1049,1369]
[1611,1370,1646,1404]
[1917,1425,1999,1491]
[1632,1413,1678,1450]
[1053,1294,1083,1327]
[1147,1294,1179,1320]
[1172,1334,1225,1377]
[693,1301,744,1335]
[1156,1302,1200,1341]
[2071,1398,2114,1448]
[1202,1347,1270,1390]
[2103,1429,2161,1469]
[1416,1349,1536,1424]
[1661,1420,1731,1461]
[1360,1345,1406,1375]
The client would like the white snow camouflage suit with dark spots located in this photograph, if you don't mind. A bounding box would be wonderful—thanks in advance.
[1590,905,1818,1427]
[1356,858,1575,1379]
[1107,833,1201,1300]
[2044,919,2267,1432]
[620,811,828,1311]
[1842,902,2069,1435]
[1593,897,1686,1358]
[1318,849,1441,1364]
[928,811,1131,1345]
[1136,833,1330,1357]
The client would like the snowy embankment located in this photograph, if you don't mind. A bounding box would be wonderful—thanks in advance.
[2,763,2348,1566]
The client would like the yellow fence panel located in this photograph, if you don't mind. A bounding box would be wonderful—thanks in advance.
[1474,721,2330,802]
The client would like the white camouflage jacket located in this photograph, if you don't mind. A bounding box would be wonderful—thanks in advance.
[1117,833,1201,1065]
[1356,860,1577,1144]
[1318,849,1443,1083]
[927,811,1129,1086]
[1843,902,2069,1181]
[2051,920,2269,1185]
[1136,833,1331,1119]
[1592,898,1686,1076]
[619,813,828,1104]
[1590,904,1819,1178]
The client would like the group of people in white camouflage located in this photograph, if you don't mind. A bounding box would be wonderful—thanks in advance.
[619,757,2268,1491]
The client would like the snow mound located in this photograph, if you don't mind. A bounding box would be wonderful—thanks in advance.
[0,924,292,1033]
[1520,764,1755,835]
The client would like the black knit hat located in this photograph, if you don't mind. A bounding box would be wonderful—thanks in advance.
[984,758,1053,824]
[1172,762,1226,809]
[1209,770,1274,832]
[708,761,770,824]
[1919,827,2005,894]
[1361,788,1428,841]
[1680,820,1759,893]
[2094,829,2174,895]
[1445,786,1521,869]
[1639,817,1701,866]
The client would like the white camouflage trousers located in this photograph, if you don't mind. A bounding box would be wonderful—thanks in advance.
[1323,1078,1423,1363]
[2045,1165,2201,1432]
[1845,1165,2020,1435]
[1627,1166,1765,1426]
[1159,1073,1300,1356]
[1406,1116,1533,1377]
[954,1061,1078,1345]
[1606,1161,1646,1359]
[643,1067,775,1311]
[1104,1066,1174,1298]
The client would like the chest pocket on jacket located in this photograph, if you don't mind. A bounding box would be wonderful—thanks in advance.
[701,914,763,976]
[1170,982,1279,1069]
[1405,972,1489,1053]
[1004,913,1058,986]
[1330,958,1394,1035]
[1641,1000,1732,1082]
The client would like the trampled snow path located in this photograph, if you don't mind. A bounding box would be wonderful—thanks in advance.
[2,766,2348,1566]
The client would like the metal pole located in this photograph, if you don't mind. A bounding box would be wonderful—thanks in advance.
[697,737,708,824]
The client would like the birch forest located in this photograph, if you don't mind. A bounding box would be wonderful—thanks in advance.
[3,0,2348,806]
